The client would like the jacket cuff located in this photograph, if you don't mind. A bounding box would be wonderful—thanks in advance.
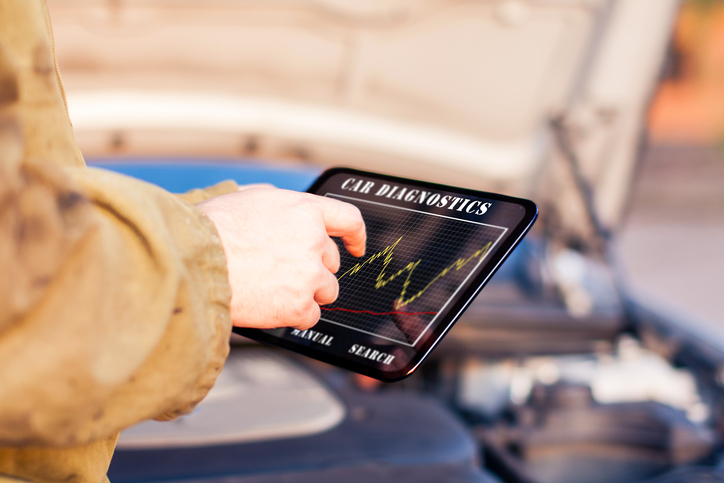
[176,179,239,205]
[153,201,232,420]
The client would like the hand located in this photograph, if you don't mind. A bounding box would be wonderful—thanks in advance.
[198,187,366,330]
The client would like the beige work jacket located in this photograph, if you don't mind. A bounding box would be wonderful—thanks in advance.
[0,0,234,481]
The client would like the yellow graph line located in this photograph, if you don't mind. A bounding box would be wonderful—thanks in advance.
[337,237,492,310]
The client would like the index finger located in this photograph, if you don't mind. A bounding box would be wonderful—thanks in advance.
[313,195,366,257]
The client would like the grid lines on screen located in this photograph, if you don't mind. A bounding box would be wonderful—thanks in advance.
[320,193,507,347]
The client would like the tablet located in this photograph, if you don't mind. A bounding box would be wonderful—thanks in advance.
[233,168,538,381]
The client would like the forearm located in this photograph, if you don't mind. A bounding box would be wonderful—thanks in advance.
[0,0,232,447]
[0,164,232,446]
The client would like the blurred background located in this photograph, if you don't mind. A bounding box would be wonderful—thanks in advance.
[40,1,724,482]
[620,0,724,330]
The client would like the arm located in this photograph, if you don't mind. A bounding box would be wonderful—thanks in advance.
[0,159,233,444]
[0,0,231,445]
[0,0,365,449]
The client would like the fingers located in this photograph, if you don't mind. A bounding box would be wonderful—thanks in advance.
[321,236,341,274]
[314,195,366,257]
[293,303,321,331]
[212,187,363,332]
[290,262,339,331]
[314,268,339,306]
[291,267,337,330]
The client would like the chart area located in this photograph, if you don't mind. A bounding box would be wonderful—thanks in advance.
[321,194,508,347]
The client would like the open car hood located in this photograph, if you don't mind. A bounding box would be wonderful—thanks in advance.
[52,0,679,242]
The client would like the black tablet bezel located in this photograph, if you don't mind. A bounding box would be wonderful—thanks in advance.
[233,167,538,382]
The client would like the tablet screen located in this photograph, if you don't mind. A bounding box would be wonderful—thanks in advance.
[234,168,537,381]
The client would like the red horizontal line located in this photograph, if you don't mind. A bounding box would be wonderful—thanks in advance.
[320,307,438,316]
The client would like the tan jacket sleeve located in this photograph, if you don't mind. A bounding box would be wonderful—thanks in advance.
[0,0,232,453]
[178,179,240,205]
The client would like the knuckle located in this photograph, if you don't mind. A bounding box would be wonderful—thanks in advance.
[295,303,320,330]
[329,280,339,302]
[290,300,308,321]
[330,256,341,274]
[350,206,364,226]
[312,230,328,249]
[321,278,339,305]
[297,192,317,208]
